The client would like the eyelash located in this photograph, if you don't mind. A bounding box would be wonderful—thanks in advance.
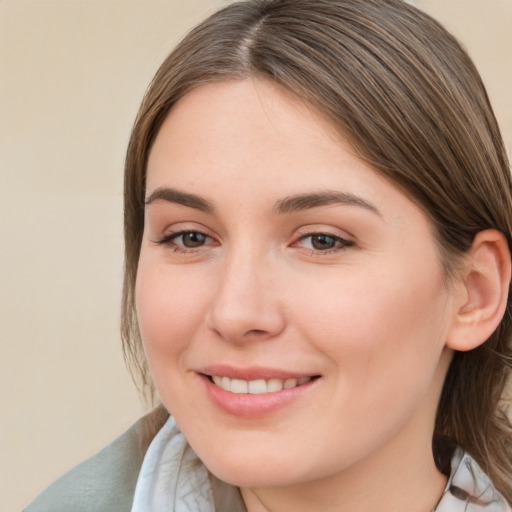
[293,232,354,255]
[153,231,217,253]
[153,229,354,256]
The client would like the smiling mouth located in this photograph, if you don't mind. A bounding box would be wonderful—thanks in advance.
[206,375,319,394]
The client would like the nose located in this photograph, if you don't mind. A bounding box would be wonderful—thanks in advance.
[206,249,286,343]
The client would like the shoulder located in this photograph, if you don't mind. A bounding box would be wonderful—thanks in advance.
[23,406,169,512]
[435,448,511,512]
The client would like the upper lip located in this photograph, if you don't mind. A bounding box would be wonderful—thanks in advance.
[197,365,319,381]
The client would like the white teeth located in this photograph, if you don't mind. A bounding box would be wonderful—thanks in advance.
[267,378,284,392]
[210,375,313,394]
[248,379,267,394]
[230,379,248,394]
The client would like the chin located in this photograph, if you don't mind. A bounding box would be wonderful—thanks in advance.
[207,460,303,488]
[195,441,321,488]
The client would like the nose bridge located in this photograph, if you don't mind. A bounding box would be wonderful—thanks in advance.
[207,242,284,342]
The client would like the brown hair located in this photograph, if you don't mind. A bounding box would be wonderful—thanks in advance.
[122,0,512,499]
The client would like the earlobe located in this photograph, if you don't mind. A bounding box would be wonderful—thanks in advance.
[446,229,511,352]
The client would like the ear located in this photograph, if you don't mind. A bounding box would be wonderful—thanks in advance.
[446,229,511,352]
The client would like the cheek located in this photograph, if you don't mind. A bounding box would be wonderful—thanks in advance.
[283,264,451,465]
[294,260,450,394]
[135,260,209,367]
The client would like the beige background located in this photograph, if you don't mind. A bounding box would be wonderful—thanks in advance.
[1,1,511,510]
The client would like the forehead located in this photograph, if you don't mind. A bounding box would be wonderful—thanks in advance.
[151,79,339,158]
[148,79,368,190]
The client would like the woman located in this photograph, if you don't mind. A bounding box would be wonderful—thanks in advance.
[25,0,512,510]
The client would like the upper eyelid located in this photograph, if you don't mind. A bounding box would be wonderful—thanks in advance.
[296,230,349,239]
[156,222,216,237]
[293,233,352,246]
[159,229,215,242]
[293,225,354,240]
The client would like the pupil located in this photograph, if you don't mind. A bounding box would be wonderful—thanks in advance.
[312,235,335,250]
[183,232,206,248]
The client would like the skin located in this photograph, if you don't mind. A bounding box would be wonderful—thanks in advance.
[136,78,462,512]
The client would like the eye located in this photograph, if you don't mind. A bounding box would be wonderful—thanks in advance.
[308,234,339,251]
[294,232,353,253]
[175,231,209,248]
[154,230,216,251]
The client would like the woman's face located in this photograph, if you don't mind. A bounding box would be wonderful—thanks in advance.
[137,79,456,488]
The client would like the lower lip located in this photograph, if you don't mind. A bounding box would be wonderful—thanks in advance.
[199,374,318,418]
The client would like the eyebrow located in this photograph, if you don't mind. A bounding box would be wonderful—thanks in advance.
[145,187,380,217]
[145,187,214,213]
[274,191,381,216]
